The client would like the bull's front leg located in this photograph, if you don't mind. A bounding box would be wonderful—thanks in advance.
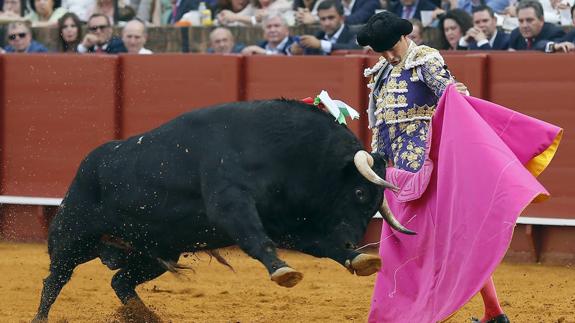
[289,228,381,277]
[203,183,303,288]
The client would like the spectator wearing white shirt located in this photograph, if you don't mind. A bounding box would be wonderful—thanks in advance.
[122,18,153,54]
[539,0,574,25]
[61,0,93,21]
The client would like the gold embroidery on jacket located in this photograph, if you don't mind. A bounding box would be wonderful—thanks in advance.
[387,120,430,171]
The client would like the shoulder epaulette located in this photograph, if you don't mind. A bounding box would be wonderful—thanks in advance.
[364,57,389,78]
[404,45,445,70]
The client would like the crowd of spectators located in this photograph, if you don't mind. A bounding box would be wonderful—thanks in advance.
[0,0,574,54]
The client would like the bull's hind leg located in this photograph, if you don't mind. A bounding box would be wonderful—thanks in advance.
[33,234,99,321]
[203,184,302,288]
[111,254,178,304]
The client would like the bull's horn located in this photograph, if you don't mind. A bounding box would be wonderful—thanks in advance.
[380,197,416,235]
[353,151,399,191]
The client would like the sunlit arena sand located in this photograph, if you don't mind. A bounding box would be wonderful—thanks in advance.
[1,243,574,322]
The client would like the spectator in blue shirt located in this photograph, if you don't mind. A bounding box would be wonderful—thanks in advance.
[1,21,49,53]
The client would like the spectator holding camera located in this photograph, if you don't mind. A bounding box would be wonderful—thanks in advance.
[458,5,509,50]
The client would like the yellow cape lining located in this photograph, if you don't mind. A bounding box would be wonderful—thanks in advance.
[525,129,563,203]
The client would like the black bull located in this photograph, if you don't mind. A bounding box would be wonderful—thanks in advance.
[34,99,412,321]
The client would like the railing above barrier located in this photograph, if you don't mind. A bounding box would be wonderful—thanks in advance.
[0,196,62,206]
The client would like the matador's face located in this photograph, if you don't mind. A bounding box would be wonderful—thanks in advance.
[379,36,409,66]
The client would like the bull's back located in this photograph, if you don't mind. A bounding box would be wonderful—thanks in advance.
[61,100,361,221]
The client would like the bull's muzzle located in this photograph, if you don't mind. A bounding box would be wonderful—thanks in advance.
[345,254,381,276]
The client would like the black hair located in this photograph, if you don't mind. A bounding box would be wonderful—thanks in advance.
[517,0,544,20]
[471,4,495,18]
[58,12,83,52]
[438,9,473,50]
[317,0,344,16]
[88,13,112,26]
[29,0,61,13]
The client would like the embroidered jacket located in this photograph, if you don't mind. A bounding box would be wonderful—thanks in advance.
[366,41,454,172]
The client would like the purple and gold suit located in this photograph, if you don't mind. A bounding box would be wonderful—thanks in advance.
[366,41,455,173]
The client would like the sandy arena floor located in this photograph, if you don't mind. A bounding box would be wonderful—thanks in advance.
[0,243,574,323]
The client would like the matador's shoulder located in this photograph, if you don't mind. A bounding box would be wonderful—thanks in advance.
[404,45,445,70]
[364,56,389,78]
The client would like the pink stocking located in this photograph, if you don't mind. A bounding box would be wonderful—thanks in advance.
[479,276,504,322]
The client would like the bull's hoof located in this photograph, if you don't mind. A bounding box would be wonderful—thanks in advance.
[350,254,381,276]
[270,267,303,288]
[31,316,48,323]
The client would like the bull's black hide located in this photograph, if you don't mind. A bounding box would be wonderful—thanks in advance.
[33,99,388,321]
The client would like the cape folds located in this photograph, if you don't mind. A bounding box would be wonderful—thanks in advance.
[369,85,562,322]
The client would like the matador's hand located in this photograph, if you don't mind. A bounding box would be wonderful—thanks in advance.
[455,82,469,95]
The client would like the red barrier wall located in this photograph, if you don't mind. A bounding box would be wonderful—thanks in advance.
[487,53,575,218]
[442,53,488,99]
[1,205,47,242]
[0,54,573,264]
[120,54,243,138]
[0,55,118,197]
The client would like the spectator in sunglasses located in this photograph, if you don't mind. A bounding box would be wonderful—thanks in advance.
[26,0,68,27]
[1,21,49,53]
[77,13,127,54]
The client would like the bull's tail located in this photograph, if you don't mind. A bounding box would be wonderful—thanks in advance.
[157,258,196,274]
[206,249,235,273]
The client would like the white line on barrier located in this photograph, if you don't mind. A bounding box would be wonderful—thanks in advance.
[0,197,574,226]
[0,195,62,206]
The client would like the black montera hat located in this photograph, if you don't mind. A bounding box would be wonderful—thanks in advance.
[357,11,413,52]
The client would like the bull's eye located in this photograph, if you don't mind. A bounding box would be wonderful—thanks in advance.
[355,189,366,202]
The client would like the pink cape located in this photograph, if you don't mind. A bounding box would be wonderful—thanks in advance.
[368,85,562,322]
